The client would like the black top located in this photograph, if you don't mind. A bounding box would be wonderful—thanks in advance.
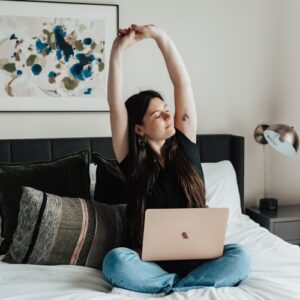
[118,128,206,277]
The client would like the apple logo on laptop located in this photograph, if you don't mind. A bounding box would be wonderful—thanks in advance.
[181,232,189,239]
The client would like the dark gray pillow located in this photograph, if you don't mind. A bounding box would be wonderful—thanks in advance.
[92,152,127,204]
[4,187,126,269]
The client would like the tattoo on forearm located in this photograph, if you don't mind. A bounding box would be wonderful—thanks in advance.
[182,110,190,121]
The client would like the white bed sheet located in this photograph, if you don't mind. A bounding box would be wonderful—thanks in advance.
[0,214,299,300]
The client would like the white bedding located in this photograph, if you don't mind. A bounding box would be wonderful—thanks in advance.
[1,213,299,300]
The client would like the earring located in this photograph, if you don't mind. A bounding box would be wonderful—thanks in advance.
[138,135,146,147]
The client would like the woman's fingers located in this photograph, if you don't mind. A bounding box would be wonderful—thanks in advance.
[131,24,144,32]
[115,24,152,50]
[118,28,129,36]
[114,28,143,50]
[131,24,154,30]
[119,24,149,36]
[129,30,143,43]
[130,24,158,39]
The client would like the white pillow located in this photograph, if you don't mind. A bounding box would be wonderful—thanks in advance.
[89,163,97,200]
[202,160,242,223]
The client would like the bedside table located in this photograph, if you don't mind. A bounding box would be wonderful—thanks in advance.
[246,205,300,245]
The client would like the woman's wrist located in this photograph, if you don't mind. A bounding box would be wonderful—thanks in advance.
[153,28,168,43]
[111,44,125,56]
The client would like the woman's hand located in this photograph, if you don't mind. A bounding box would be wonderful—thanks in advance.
[112,27,142,52]
[130,24,164,41]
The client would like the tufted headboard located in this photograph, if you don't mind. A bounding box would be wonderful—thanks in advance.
[0,134,244,211]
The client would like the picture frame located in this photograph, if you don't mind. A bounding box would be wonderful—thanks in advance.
[0,0,119,112]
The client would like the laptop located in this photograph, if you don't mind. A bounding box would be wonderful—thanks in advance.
[141,208,229,261]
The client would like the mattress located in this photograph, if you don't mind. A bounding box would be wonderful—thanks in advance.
[0,213,299,300]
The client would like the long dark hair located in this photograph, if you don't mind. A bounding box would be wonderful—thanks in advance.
[124,90,206,249]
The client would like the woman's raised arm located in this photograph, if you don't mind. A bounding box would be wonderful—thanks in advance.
[108,28,141,162]
[131,24,197,142]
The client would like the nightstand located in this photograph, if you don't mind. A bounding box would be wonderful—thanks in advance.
[246,205,300,245]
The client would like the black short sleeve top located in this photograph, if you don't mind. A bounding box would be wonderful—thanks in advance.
[118,128,204,210]
[117,129,206,277]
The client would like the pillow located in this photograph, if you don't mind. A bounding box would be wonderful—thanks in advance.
[92,153,127,204]
[0,150,90,254]
[3,187,126,269]
[202,160,241,223]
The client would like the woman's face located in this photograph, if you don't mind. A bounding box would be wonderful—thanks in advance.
[136,97,176,142]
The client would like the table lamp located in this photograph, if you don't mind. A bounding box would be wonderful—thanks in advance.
[254,124,299,210]
[254,124,299,156]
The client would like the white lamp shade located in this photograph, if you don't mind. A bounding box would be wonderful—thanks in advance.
[263,129,296,156]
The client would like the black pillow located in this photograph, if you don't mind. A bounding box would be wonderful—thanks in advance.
[92,152,127,205]
[0,150,90,254]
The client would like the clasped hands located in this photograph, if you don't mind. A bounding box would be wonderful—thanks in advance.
[112,24,163,51]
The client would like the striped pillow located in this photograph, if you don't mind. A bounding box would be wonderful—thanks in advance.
[3,187,126,269]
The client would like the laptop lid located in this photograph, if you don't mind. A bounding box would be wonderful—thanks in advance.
[141,208,229,261]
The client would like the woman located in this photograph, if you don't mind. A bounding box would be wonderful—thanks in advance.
[102,24,251,294]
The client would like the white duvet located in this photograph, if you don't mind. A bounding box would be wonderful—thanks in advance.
[1,213,299,300]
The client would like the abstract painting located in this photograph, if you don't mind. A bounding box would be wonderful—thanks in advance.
[0,1,118,111]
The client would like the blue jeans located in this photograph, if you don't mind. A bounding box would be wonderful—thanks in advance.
[102,243,251,293]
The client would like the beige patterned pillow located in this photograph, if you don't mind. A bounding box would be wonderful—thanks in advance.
[4,186,126,269]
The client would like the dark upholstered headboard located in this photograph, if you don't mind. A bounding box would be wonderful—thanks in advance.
[0,134,244,211]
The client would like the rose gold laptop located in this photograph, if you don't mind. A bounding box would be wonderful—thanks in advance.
[141,208,229,261]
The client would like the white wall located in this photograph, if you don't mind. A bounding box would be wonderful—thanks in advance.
[0,0,284,208]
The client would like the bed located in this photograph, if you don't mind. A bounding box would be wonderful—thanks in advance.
[0,134,299,300]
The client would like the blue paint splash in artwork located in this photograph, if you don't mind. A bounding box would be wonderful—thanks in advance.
[31,64,42,75]
[48,71,57,78]
[5,25,102,96]
[56,50,62,60]
[54,25,74,62]
[35,38,51,55]
[83,38,92,45]
[77,53,95,65]
[35,39,45,53]
[70,64,92,81]
[84,88,92,95]
[70,53,95,81]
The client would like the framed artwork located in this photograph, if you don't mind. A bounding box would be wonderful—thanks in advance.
[0,0,119,111]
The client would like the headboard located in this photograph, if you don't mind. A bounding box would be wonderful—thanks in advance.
[0,134,244,211]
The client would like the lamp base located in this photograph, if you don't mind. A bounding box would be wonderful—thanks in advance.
[259,198,278,210]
